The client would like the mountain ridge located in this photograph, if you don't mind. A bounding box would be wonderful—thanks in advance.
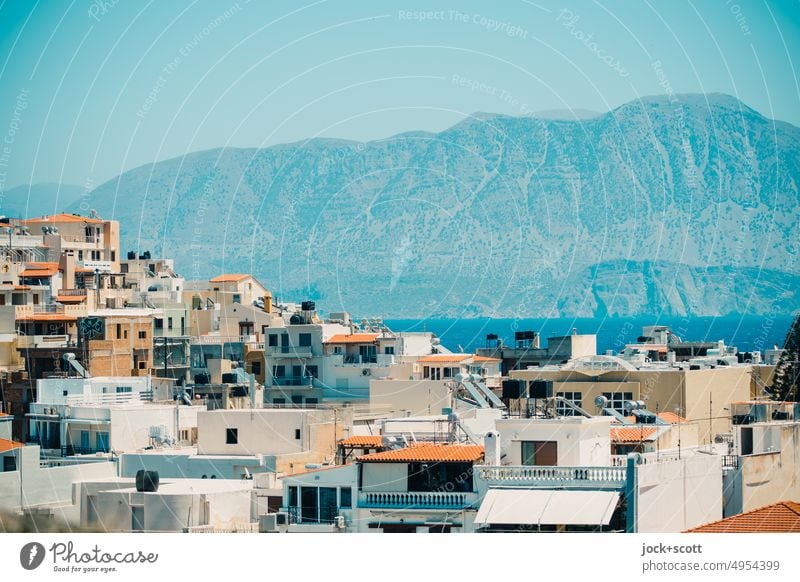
[61,92,800,318]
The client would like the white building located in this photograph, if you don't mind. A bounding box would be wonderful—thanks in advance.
[76,476,254,532]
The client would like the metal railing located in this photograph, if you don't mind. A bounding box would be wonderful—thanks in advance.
[184,522,259,533]
[60,446,108,456]
[271,376,314,387]
[359,491,477,509]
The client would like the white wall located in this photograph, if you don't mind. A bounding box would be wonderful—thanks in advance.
[361,463,407,492]
[495,417,612,466]
[636,454,722,532]
[196,409,335,456]
[0,446,115,514]
[369,379,452,415]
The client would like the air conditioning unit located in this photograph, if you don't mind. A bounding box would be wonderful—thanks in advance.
[334,515,345,530]
[259,512,288,533]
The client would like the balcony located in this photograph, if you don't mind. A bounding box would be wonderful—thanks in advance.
[332,354,395,367]
[271,376,315,388]
[17,334,71,349]
[359,491,478,510]
[476,466,626,490]
[265,346,315,358]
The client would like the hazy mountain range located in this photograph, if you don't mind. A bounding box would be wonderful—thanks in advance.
[8,93,800,318]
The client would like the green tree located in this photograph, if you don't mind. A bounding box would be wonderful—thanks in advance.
[768,313,800,402]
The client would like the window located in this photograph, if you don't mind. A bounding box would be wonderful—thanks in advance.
[273,398,286,405]
[167,317,173,330]
[288,486,298,507]
[232,294,241,304]
[3,456,16,472]
[407,462,473,492]
[601,392,634,414]
[291,395,303,405]
[138,331,147,339]
[155,318,163,330]
[115,386,132,393]
[225,428,238,444]
[298,333,312,347]
[111,250,116,262]
[333,346,343,355]
[340,487,352,508]
[116,324,122,339]
[384,346,394,355]
[0,295,5,305]
[556,391,582,416]
[443,367,452,378]
[268,334,278,347]
[294,428,301,440]
[306,365,318,378]
[78,250,83,261]
[305,397,318,405]
[32,294,39,305]
[273,365,285,377]
[250,361,262,375]
[521,441,558,466]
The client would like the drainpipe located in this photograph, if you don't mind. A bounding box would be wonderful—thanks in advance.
[625,452,641,533]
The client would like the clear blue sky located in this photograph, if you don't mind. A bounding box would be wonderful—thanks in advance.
[1,0,798,188]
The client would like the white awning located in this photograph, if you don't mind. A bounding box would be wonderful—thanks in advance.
[475,489,620,526]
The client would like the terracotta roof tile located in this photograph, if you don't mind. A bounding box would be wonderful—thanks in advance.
[56,295,87,303]
[209,274,250,283]
[17,314,77,322]
[325,333,379,344]
[20,268,58,277]
[358,444,484,463]
[339,435,383,447]
[686,502,800,533]
[0,438,24,453]
[471,356,501,362]
[21,213,104,224]
[417,354,472,364]
[610,427,658,442]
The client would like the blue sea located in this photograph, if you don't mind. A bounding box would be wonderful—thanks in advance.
[384,315,795,355]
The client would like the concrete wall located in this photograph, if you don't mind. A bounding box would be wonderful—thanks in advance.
[737,422,800,512]
[361,463,407,492]
[369,379,452,415]
[119,451,266,479]
[635,454,722,533]
[512,366,753,442]
[0,446,115,514]
[196,409,338,458]
[684,367,752,443]
[495,417,612,467]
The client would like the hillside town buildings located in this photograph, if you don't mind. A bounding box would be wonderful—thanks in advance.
[0,211,796,534]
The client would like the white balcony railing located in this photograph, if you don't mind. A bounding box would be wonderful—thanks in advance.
[477,465,626,489]
[359,491,478,509]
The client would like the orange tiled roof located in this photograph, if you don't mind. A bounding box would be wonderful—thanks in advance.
[17,314,77,323]
[0,438,24,453]
[14,285,31,290]
[21,213,104,224]
[656,411,687,424]
[20,268,58,277]
[56,295,86,303]
[686,502,800,533]
[624,412,687,424]
[209,274,250,283]
[610,427,658,442]
[358,444,484,463]
[417,354,472,364]
[325,333,379,344]
[472,355,501,362]
[339,435,383,447]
